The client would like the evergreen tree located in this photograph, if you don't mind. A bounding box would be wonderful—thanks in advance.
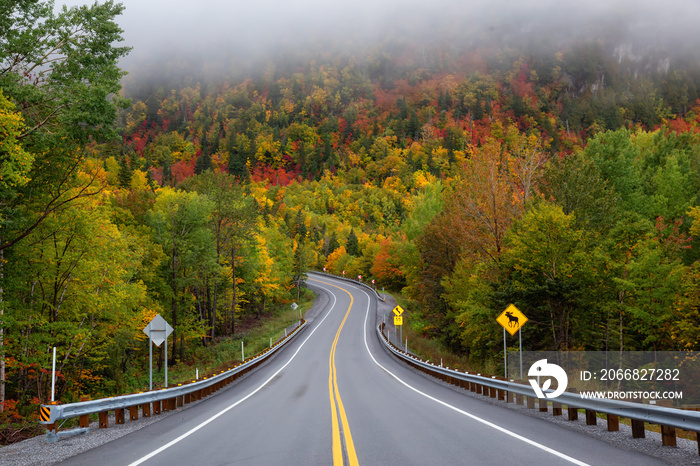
[346,228,359,256]
[228,146,248,179]
[327,231,340,255]
[117,154,132,188]
[194,152,212,175]
[162,156,173,186]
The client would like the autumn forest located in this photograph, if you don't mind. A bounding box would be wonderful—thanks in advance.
[2,0,700,436]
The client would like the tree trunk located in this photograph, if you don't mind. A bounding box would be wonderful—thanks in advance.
[170,242,178,366]
[211,279,217,340]
[230,245,238,335]
[0,246,5,413]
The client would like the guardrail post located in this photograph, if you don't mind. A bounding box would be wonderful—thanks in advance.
[552,402,562,416]
[661,425,676,447]
[44,401,60,435]
[185,393,191,404]
[176,395,183,407]
[631,419,645,438]
[79,397,90,427]
[539,399,548,413]
[696,432,699,456]
[99,411,108,428]
[515,393,523,405]
[142,403,151,418]
[153,400,161,415]
[526,396,535,409]
[566,388,578,421]
[606,413,619,431]
[169,398,176,411]
[129,405,139,421]
[115,408,125,424]
[585,409,597,426]
[46,420,58,435]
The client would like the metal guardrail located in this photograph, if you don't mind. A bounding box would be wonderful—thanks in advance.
[40,319,308,431]
[376,323,700,453]
[307,271,386,302]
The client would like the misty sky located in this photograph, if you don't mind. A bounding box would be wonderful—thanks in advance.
[56,0,700,75]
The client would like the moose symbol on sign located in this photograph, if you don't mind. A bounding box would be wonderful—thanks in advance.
[504,311,519,328]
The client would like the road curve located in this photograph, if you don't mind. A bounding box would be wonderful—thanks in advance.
[57,273,667,465]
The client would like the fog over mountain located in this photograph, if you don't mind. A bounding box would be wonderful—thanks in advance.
[57,0,700,83]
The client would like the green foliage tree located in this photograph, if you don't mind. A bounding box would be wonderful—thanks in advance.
[501,202,603,350]
[346,228,359,256]
[147,188,218,361]
[0,0,131,252]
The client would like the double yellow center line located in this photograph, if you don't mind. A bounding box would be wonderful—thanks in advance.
[316,279,360,466]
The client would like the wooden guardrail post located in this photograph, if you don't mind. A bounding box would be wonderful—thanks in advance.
[661,425,676,447]
[526,396,535,409]
[129,405,139,421]
[115,408,125,425]
[606,413,619,431]
[153,400,161,415]
[631,419,645,438]
[552,402,562,416]
[99,411,108,428]
[585,409,597,426]
[566,388,578,421]
[539,398,548,413]
[142,402,151,418]
[79,397,90,428]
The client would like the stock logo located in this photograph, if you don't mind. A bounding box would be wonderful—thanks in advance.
[528,359,568,399]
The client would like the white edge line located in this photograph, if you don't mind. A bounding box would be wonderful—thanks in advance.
[128,286,340,466]
[350,286,590,466]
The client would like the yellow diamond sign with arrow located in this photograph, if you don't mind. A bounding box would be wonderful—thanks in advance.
[392,305,405,316]
[496,304,528,336]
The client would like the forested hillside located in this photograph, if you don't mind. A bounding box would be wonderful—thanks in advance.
[2,0,700,439]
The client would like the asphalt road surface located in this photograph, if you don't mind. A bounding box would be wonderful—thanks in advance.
[58,273,669,465]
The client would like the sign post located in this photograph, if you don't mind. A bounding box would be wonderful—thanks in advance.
[393,306,404,343]
[496,304,528,380]
[143,314,174,390]
[51,347,56,402]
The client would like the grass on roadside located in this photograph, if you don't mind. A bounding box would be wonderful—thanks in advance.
[386,293,500,375]
[131,288,317,393]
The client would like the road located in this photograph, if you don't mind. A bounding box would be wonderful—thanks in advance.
[59,273,667,465]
